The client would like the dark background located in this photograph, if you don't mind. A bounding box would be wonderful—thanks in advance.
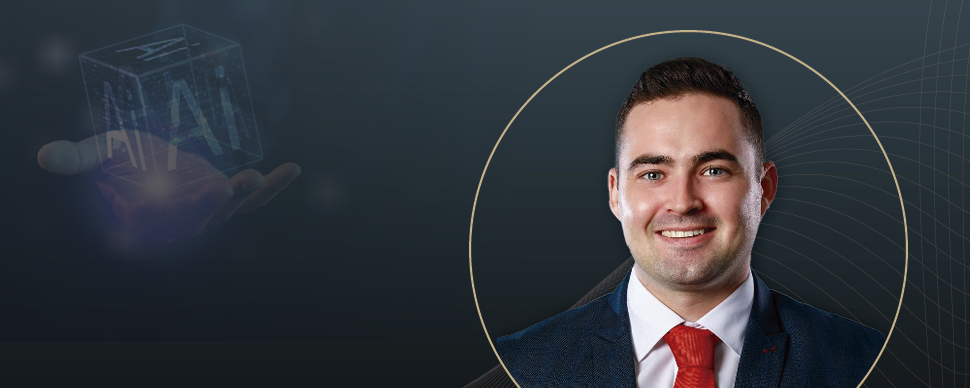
[0,0,962,386]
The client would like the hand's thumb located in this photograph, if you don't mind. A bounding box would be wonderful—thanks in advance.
[37,137,99,175]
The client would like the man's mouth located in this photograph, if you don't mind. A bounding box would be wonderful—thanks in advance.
[658,228,713,238]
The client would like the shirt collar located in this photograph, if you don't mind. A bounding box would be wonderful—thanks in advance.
[626,269,755,362]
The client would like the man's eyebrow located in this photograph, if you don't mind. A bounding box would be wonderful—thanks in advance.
[627,154,673,171]
[693,149,739,164]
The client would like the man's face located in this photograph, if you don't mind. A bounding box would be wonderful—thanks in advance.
[608,93,777,294]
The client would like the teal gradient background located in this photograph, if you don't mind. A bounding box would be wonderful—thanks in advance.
[0,1,959,386]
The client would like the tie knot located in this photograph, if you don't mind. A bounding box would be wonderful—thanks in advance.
[662,324,719,369]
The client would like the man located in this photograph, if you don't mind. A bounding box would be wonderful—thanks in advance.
[495,57,885,387]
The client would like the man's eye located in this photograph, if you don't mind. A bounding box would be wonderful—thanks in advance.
[644,172,664,181]
[704,167,726,176]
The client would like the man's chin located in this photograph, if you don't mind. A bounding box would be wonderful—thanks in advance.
[638,256,738,290]
[659,269,722,289]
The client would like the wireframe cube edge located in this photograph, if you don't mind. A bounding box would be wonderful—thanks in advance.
[79,24,262,190]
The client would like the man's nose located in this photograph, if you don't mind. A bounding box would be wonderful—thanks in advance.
[667,176,703,214]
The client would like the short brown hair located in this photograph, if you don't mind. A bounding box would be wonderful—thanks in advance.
[615,57,763,169]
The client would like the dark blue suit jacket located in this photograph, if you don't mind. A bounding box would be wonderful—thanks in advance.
[495,271,886,387]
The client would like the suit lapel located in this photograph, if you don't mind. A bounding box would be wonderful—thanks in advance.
[734,273,789,388]
[587,270,788,387]
[591,271,637,388]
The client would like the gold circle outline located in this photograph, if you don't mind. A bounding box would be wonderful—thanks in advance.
[468,30,908,388]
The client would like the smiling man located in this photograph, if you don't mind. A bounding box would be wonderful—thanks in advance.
[495,57,885,388]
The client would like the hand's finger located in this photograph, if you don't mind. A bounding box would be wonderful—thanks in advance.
[97,179,166,234]
[155,180,233,240]
[206,169,265,227]
[122,196,166,231]
[37,137,100,175]
[236,163,301,214]
[96,181,132,222]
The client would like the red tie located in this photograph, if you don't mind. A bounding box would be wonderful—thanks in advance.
[662,324,719,388]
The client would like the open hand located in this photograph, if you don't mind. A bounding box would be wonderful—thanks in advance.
[37,132,301,243]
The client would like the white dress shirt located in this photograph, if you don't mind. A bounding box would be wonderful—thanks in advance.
[627,269,754,388]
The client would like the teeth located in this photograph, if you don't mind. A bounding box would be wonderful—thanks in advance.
[661,229,707,238]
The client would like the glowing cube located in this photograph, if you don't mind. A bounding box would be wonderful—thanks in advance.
[79,24,262,190]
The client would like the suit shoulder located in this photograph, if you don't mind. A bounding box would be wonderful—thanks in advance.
[496,295,611,356]
[494,294,617,380]
[772,290,886,360]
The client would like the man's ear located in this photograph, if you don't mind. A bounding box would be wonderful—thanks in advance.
[609,168,622,220]
[760,161,778,217]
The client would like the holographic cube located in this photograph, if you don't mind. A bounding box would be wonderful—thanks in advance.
[80,24,262,190]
